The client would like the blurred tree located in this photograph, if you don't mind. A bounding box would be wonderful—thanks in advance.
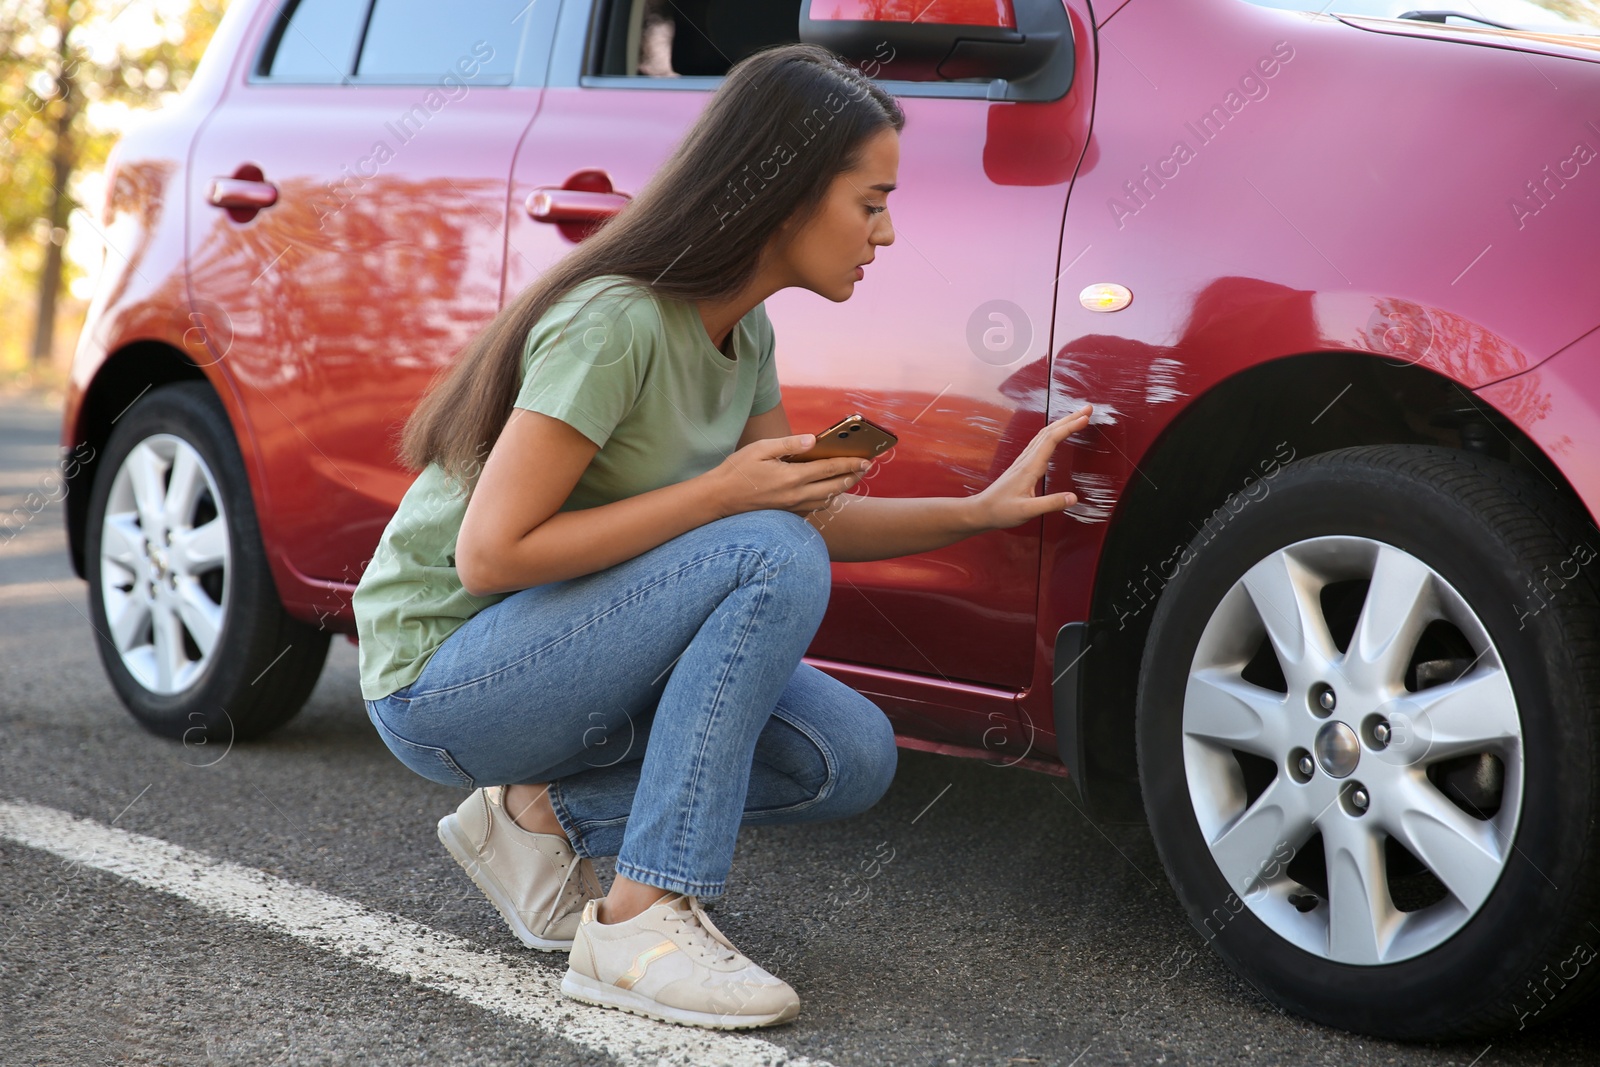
[0,0,224,365]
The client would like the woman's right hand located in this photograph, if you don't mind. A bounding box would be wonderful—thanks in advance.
[702,434,870,519]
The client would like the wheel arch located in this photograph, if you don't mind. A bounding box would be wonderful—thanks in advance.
[1064,349,1584,821]
[66,343,220,579]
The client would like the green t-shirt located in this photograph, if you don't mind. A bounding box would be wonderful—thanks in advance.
[351,274,783,701]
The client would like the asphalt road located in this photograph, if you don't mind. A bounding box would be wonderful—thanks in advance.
[3,391,1596,1066]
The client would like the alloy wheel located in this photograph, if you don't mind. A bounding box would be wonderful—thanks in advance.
[97,433,231,695]
[1182,535,1523,964]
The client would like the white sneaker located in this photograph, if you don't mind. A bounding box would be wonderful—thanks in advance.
[437,785,601,950]
[561,893,800,1029]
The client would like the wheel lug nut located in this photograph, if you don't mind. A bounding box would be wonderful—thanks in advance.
[1373,722,1391,746]
[1351,788,1370,811]
[1319,689,1336,712]
[1297,755,1315,777]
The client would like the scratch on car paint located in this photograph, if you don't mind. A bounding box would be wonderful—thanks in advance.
[1145,358,1186,405]
[1055,390,1122,428]
[1065,470,1118,524]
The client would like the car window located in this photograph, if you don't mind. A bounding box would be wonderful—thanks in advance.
[585,0,994,95]
[594,0,804,77]
[354,0,527,82]
[1236,0,1600,35]
[260,0,371,82]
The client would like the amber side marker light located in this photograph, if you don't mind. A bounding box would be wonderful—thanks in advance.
[1079,283,1133,312]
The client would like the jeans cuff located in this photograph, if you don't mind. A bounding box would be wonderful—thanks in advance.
[613,859,727,900]
[545,781,593,860]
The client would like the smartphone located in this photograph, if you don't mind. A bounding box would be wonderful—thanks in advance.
[781,413,899,463]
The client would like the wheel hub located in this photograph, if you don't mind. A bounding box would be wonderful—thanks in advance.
[1314,720,1360,778]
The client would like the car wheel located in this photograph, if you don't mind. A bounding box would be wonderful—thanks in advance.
[84,381,330,743]
[1137,444,1600,1039]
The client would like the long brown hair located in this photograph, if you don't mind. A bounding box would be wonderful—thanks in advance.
[399,42,906,490]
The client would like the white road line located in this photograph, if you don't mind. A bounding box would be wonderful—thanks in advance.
[0,799,830,1067]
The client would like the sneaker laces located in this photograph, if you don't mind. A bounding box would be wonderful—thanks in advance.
[539,852,599,931]
[659,895,740,965]
[495,787,599,930]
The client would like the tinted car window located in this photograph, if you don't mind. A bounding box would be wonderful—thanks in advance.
[355,0,526,81]
[262,0,370,82]
[599,0,803,77]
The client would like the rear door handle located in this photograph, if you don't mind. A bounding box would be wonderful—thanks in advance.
[524,188,630,223]
[207,177,278,210]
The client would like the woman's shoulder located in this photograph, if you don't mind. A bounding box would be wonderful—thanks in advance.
[551,273,660,314]
[539,274,669,329]
[741,298,774,351]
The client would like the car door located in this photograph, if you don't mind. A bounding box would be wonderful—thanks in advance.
[501,0,1090,739]
[186,0,560,592]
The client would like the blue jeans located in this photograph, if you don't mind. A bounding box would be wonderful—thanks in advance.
[364,509,899,898]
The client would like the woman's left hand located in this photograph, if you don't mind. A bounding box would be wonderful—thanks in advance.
[968,404,1094,531]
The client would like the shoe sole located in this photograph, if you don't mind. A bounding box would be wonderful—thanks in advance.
[437,812,574,951]
[560,969,800,1030]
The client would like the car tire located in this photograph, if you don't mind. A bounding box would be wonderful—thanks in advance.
[1136,444,1600,1039]
[84,381,330,743]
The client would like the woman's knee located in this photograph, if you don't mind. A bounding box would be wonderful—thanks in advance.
[827,704,899,815]
[708,509,831,594]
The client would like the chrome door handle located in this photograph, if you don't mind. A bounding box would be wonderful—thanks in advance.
[525,188,630,223]
[208,178,279,210]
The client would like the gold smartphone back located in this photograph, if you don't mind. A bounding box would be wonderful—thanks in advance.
[783,413,899,462]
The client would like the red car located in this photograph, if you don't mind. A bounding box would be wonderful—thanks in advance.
[60,0,1600,1040]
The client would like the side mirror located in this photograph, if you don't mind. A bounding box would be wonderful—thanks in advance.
[799,0,1074,102]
